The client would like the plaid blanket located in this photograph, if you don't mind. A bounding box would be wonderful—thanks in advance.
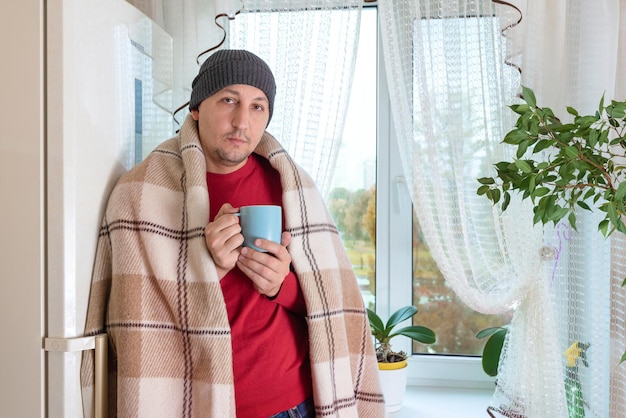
[80,114,385,417]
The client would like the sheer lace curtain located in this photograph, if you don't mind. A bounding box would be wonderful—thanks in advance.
[378,1,567,416]
[229,0,362,195]
[380,0,626,416]
[124,0,361,195]
[510,2,626,417]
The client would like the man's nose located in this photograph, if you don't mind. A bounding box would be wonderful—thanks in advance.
[231,106,249,130]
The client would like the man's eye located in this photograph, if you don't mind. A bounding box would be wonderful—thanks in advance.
[223,98,235,104]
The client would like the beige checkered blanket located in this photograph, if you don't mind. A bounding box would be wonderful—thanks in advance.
[80,114,385,417]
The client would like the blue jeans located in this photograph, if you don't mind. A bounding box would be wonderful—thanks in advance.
[269,398,315,418]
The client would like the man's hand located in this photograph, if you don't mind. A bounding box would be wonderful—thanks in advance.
[204,203,244,278]
[237,231,292,297]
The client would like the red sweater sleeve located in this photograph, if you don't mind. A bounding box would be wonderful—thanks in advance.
[270,271,307,316]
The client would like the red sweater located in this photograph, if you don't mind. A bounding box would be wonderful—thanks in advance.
[207,154,312,417]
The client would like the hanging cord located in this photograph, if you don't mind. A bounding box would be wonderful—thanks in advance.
[490,0,523,98]
[172,7,242,128]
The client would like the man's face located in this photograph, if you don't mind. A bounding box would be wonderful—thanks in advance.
[191,84,270,174]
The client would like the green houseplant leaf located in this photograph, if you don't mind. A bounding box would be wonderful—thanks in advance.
[476,326,509,377]
[393,326,436,344]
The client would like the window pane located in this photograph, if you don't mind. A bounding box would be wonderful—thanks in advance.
[412,212,512,355]
[411,16,512,356]
[326,8,377,311]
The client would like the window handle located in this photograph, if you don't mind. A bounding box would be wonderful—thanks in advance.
[394,175,409,217]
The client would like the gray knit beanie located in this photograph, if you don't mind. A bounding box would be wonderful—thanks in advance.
[189,49,276,123]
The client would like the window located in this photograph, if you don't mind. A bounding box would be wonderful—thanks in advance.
[234,4,506,387]
[328,8,377,312]
[331,6,508,357]
[408,15,513,356]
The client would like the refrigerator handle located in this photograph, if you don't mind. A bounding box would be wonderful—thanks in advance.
[45,333,109,418]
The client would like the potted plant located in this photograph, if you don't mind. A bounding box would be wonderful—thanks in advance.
[477,86,626,365]
[367,305,436,412]
[476,86,626,416]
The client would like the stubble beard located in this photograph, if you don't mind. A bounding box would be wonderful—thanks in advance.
[216,148,248,167]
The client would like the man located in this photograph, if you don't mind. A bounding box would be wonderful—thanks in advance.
[81,49,384,417]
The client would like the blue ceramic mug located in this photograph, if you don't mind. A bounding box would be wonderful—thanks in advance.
[236,205,282,252]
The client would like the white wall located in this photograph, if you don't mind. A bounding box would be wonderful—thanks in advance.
[0,1,46,417]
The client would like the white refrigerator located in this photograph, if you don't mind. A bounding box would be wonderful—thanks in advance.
[49,1,174,415]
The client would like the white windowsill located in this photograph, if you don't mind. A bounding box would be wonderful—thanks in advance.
[390,385,495,418]
[386,355,496,417]
[407,355,496,390]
